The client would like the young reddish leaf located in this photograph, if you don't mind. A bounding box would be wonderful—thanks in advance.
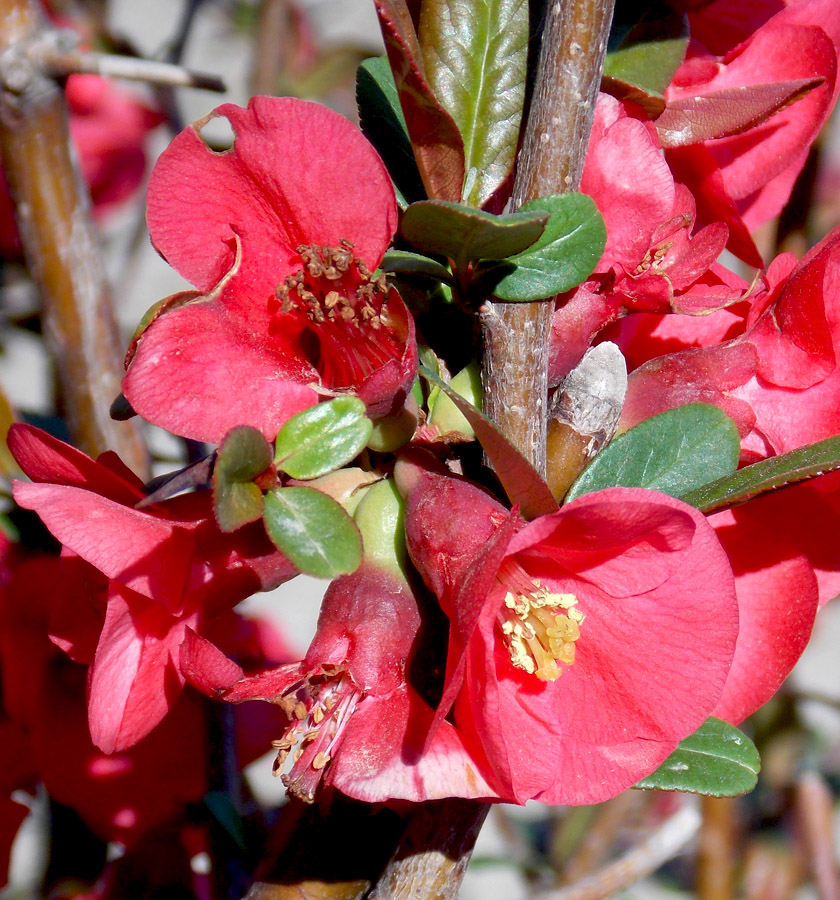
[274,397,373,480]
[374,0,466,202]
[263,486,363,578]
[213,426,274,533]
[635,718,759,797]
[657,79,825,148]
[600,76,666,118]
[419,0,528,208]
[400,200,547,270]
[418,365,557,519]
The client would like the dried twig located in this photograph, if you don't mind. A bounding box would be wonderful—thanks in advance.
[533,797,701,900]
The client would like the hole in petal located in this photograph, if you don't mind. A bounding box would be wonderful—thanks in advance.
[197,114,234,153]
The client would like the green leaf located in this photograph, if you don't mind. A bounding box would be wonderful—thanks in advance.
[419,0,527,208]
[418,365,557,519]
[400,200,547,270]
[683,433,840,514]
[274,398,372,480]
[603,2,689,96]
[264,486,362,578]
[636,718,760,797]
[481,193,607,301]
[381,249,455,284]
[357,56,426,205]
[213,426,274,533]
[566,404,740,503]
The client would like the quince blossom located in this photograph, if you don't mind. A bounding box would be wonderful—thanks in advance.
[9,425,296,753]
[181,561,495,805]
[549,95,742,382]
[121,96,416,444]
[663,0,840,264]
[395,457,762,805]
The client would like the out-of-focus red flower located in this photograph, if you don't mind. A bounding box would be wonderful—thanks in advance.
[0,74,163,259]
[121,96,416,444]
[0,549,207,850]
[182,561,495,805]
[663,0,840,264]
[393,457,795,806]
[9,424,296,753]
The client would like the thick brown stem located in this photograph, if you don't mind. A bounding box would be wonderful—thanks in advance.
[369,5,618,900]
[242,796,407,900]
[481,0,615,474]
[0,0,149,475]
[367,800,489,900]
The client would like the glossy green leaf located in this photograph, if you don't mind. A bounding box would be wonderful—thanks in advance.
[264,486,362,578]
[482,193,606,301]
[603,3,689,95]
[636,718,760,797]
[400,199,546,269]
[419,0,527,208]
[566,403,740,503]
[213,426,274,533]
[357,56,426,205]
[381,249,455,284]
[683,433,840,514]
[274,398,372,480]
[419,365,557,519]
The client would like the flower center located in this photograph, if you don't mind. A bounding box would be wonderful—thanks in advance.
[270,667,361,802]
[271,241,402,390]
[496,559,583,682]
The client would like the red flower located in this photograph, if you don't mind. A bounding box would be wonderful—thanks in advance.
[182,561,495,804]
[395,457,763,805]
[615,226,840,609]
[549,96,742,382]
[121,96,416,444]
[663,0,840,264]
[620,227,840,460]
[9,424,296,752]
[0,547,207,849]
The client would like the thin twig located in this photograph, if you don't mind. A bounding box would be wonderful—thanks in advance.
[532,797,701,900]
[33,42,225,92]
[696,796,736,900]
